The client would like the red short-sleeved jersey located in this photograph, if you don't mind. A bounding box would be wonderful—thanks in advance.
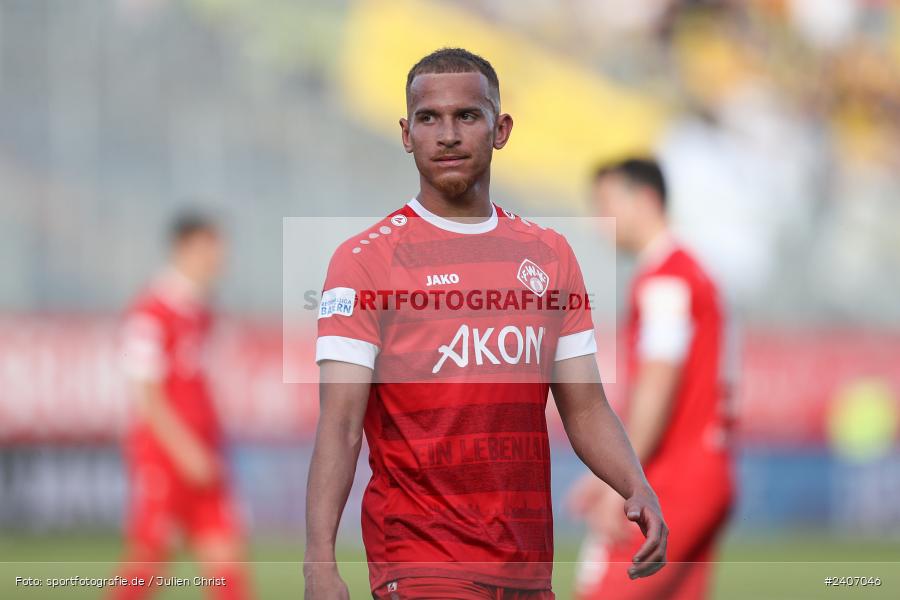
[625,236,730,481]
[316,199,597,591]
[121,269,222,463]
[575,236,733,600]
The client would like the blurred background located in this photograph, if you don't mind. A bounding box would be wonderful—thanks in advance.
[1,0,899,598]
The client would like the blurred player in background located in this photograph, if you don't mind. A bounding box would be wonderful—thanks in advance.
[304,49,668,600]
[569,158,734,600]
[110,214,252,600]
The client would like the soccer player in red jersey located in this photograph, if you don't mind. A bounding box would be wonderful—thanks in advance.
[110,214,252,600]
[303,48,668,600]
[569,158,734,600]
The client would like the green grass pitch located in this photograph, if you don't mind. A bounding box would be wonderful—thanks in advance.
[1,533,897,598]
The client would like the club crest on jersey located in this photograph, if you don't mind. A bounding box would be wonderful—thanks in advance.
[517,259,550,297]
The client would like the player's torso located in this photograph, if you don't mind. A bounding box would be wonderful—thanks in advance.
[357,206,574,570]
[373,213,569,386]
[626,246,726,467]
[129,291,220,447]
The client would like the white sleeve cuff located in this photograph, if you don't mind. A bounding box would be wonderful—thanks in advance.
[638,320,693,362]
[555,329,597,361]
[121,314,165,381]
[122,339,165,381]
[316,335,379,370]
[637,276,693,362]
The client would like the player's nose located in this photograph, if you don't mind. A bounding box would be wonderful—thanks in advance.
[436,121,461,147]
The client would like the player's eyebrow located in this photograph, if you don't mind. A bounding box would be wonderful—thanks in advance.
[413,105,490,120]
[413,107,439,119]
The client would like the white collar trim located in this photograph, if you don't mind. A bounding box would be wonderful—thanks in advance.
[407,198,498,234]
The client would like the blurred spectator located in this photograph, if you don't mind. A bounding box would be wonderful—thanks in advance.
[1,0,899,324]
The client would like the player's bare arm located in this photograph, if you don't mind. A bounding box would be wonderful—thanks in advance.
[303,360,372,600]
[134,380,219,487]
[571,359,681,544]
[552,354,669,579]
[625,360,681,461]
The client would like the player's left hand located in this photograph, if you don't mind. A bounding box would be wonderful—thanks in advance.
[624,487,668,579]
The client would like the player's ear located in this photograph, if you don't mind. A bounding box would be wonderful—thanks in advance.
[400,117,413,153]
[638,187,661,215]
[493,113,513,150]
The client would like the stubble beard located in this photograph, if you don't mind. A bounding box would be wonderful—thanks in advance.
[430,157,490,201]
[432,172,472,199]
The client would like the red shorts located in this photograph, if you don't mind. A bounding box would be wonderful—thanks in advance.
[372,577,555,600]
[125,459,242,555]
[575,458,733,600]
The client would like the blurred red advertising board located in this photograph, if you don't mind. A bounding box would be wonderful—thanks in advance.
[0,316,897,444]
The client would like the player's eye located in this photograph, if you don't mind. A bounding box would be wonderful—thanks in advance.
[418,114,435,123]
[460,112,476,121]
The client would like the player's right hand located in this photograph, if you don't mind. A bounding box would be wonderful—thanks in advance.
[567,475,632,543]
[303,562,350,600]
[565,473,605,516]
[179,446,220,488]
[587,486,631,544]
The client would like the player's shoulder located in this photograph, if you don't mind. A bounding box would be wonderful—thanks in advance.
[496,205,569,243]
[127,285,167,319]
[122,287,171,340]
[329,206,412,266]
[638,240,718,300]
[658,242,712,282]
[497,206,577,272]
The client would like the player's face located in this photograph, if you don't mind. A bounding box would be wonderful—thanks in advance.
[179,230,225,288]
[591,175,641,252]
[197,231,225,284]
[401,72,512,199]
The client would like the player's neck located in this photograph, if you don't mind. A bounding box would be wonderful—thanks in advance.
[635,223,671,260]
[167,263,209,298]
[416,178,493,221]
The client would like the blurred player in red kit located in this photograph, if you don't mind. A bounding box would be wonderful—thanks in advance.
[303,49,668,600]
[569,158,734,600]
[110,214,252,600]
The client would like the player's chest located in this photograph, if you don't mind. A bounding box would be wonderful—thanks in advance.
[376,258,565,379]
[389,254,560,298]
[162,316,210,377]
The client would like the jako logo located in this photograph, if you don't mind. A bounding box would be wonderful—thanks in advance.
[426,273,460,286]
[517,259,549,297]
[432,324,545,373]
